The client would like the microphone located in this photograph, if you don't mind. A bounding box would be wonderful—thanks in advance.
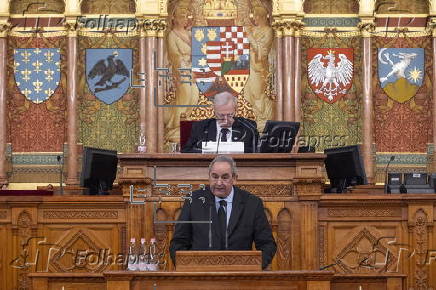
[238,118,258,153]
[384,155,395,193]
[57,155,64,195]
[216,130,223,154]
[204,119,212,147]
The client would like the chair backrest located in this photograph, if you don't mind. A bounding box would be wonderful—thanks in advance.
[180,120,197,151]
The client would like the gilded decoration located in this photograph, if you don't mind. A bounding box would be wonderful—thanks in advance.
[7,36,67,152]
[81,0,136,14]
[373,36,432,152]
[303,0,359,14]
[374,0,428,14]
[300,35,362,151]
[164,0,274,144]
[78,36,139,153]
[10,0,65,14]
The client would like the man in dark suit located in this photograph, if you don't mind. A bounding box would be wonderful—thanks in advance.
[181,91,259,153]
[169,155,276,270]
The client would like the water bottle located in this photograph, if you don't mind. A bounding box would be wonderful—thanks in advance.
[147,238,159,271]
[127,238,138,271]
[138,238,149,271]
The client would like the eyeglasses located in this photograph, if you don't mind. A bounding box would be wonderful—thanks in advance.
[215,113,235,120]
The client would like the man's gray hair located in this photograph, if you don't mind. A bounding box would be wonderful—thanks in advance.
[213,91,237,107]
[209,155,238,176]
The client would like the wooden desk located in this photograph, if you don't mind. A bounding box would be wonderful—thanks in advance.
[29,271,334,290]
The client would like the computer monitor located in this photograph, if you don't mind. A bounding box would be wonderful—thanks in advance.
[258,121,300,153]
[324,145,367,193]
[80,147,118,195]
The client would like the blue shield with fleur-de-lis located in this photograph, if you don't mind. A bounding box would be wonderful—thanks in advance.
[14,48,61,103]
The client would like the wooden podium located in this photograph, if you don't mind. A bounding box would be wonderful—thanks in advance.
[175,250,262,271]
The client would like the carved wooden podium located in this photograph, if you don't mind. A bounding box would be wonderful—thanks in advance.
[175,250,262,271]
[117,153,326,271]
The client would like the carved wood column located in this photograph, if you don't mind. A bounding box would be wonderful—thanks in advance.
[0,25,9,186]
[282,23,295,121]
[360,23,375,184]
[65,24,79,185]
[273,23,283,121]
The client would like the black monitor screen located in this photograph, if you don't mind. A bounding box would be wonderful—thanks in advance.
[259,121,300,153]
[324,145,367,193]
[80,147,118,195]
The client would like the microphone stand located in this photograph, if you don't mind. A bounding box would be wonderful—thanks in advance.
[57,155,64,195]
[216,130,222,154]
[209,203,212,249]
[384,156,395,193]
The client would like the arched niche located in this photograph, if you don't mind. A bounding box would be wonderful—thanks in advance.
[10,0,65,14]
[81,0,136,14]
[304,0,358,14]
[375,0,428,14]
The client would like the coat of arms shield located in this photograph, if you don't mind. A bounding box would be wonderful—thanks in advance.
[192,26,250,97]
[14,48,61,103]
[378,48,424,103]
[86,48,132,105]
[307,48,354,104]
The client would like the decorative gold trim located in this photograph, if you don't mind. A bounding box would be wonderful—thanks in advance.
[375,14,429,17]
[304,14,359,17]
[301,30,361,38]
[8,30,67,37]
[9,14,65,18]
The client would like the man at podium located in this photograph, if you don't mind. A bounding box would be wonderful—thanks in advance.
[169,155,276,269]
[181,91,259,153]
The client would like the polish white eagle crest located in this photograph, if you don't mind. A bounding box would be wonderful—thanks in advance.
[307,49,353,103]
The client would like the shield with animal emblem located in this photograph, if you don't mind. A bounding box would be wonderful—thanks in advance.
[307,48,353,104]
[192,26,250,97]
[378,48,424,103]
[86,48,132,104]
[14,48,61,103]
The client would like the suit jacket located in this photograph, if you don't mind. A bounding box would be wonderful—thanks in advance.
[181,117,259,153]
[169,186,277,269]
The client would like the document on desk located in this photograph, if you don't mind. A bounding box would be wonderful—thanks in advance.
[201,142,244,154]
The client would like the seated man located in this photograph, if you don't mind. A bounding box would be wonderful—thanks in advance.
[181,91,259,153]
[169,155,277,270]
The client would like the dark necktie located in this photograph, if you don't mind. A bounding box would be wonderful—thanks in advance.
[221,128,230,142]
[218,199,227,249]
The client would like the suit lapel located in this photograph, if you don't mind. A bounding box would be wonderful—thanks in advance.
[205,189,221,248]
[209,119,217,142]
[227,187,245,237]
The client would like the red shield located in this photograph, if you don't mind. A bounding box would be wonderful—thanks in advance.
[307,48,353,104]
